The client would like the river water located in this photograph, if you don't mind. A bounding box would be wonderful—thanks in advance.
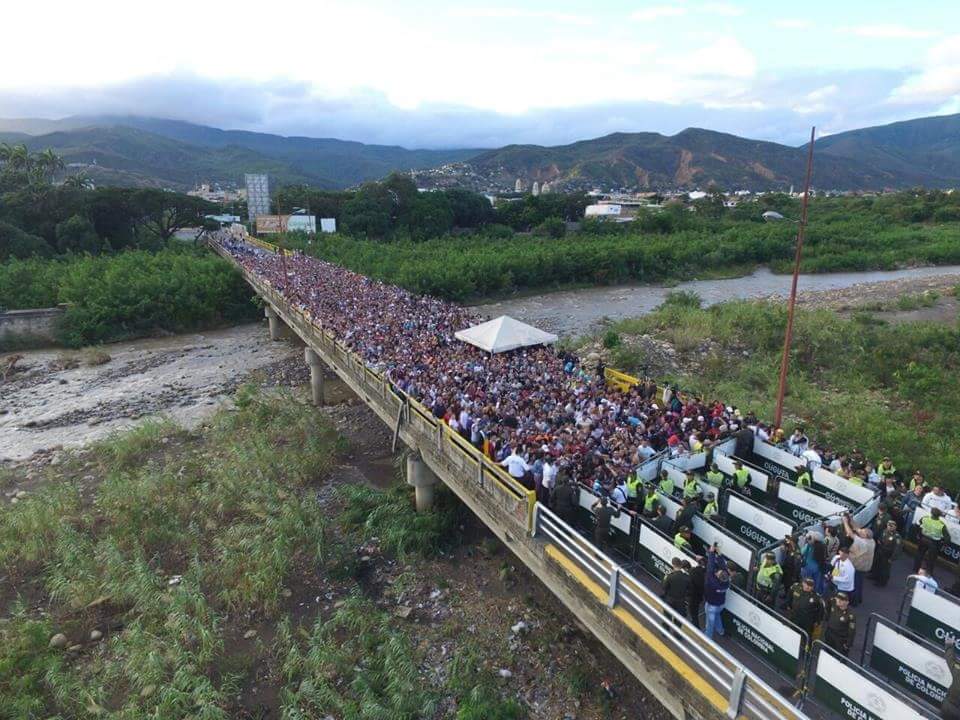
[472,265,960,336]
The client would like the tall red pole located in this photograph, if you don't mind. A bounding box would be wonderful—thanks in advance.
[773,126,816,430]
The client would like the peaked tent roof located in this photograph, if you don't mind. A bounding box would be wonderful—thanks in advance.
[455,315,558,354]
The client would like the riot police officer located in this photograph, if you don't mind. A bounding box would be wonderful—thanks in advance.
[824,592,856,656]
[787,576,824,640]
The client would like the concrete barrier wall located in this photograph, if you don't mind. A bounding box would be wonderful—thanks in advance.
[0,306,65,346]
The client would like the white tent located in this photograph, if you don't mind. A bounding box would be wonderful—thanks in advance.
[455,315,558,354]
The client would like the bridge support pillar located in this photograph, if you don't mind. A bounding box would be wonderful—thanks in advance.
[305,347,325,406]
[406,451,438,512]
[264,306,287,341]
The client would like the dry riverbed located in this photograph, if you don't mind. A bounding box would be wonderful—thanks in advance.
[0,323,304,463]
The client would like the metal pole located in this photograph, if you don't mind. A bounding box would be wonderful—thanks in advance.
[774,126,816,429]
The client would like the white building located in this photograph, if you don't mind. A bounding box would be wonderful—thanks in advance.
[532,181,540,196]
[515,178,523,192]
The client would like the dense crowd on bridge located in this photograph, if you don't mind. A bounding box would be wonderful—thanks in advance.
[218,234,759,488]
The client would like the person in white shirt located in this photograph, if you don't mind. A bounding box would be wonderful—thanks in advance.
[610,479,629,506]
[500,451,530,480]
[787,428,809,456]
[911,567,939,593]
[923,486,955,514]
[637,439,656,461]
[829,547,856,594]
[542,458,558,493]
[802,445,823,471]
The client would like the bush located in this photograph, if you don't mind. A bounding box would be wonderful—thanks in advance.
[0,246,257,345]
[602,330,621,349]
[54,214,101,254]
[533,217,566,239]
[661,290,703,309]
[0,220,53,261]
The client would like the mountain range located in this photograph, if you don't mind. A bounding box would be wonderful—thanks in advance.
[1,112,958,192]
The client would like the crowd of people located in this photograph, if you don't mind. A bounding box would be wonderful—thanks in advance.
[218,233,757,494]
[217,232,960,675]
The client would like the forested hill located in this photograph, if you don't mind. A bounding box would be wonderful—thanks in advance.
[0,117,481,191]
[816,113,960,188]
[2,112,959,191]
[448,115,960,192]
[455,129,880,191]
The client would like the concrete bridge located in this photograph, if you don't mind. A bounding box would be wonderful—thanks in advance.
[214,241,806,720]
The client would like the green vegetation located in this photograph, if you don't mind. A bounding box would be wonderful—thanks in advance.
[606,299,960,489]
[0,392,540,719]
[0,246,256,347]
[279,189,960,301]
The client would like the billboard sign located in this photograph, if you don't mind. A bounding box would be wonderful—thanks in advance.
[636,522,691,581]
[868,620,949,708]
[751,437,803,482]
[776,482,846,526]
[725,492,795,548]
[906,586,960,649]
[723,587,805,677]
[813,646,928,720]
[245,173,270,222]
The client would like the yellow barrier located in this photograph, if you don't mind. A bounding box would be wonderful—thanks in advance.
[604,367,641,392]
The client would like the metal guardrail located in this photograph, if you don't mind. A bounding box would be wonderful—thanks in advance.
[533,503,807,720]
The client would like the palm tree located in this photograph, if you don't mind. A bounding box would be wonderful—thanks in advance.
[63,170,93,190]
[37,148,64,182]
[3,143,30,171]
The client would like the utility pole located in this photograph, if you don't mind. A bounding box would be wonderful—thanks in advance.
[773,126,816,430]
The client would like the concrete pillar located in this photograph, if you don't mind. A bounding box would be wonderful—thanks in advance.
[264,306,284,341]
[305,347,325,406]
[406,451,439,512]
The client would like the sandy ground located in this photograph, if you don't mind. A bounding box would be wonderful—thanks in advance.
[0,323,300,462]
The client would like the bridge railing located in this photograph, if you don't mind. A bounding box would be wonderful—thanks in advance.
[533,503,807,720]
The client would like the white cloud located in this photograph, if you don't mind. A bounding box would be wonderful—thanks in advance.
[849,24,939,39]
[773,19,812,30]
[687,37,757,79]
[448,7,593,26]
[890,34,960,105]
[701,3,743,17]
[793,84,839,114]
[631,5,687,22]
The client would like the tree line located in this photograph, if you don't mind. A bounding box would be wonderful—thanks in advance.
[276,173,589,239]
[1,144,216,261]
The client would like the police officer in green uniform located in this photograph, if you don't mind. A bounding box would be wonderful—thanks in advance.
[871,519,901,587]
[642,484,659,518]
[754,552,783,608]
[706,462,725,488]
[703,492,720,519]
[787,576,824,640]
[824,592,856,657]
[658,470,675,497]
[682,472,700,502]
[733,462,751,495]
[795,464,812,489]
[674,526,693,551]
[625,472,643,511]
[914,506,947,573]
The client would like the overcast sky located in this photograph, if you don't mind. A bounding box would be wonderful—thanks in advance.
[1,0,958,148]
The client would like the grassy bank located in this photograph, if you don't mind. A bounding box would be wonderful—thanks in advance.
[284,219,960,302]
[603,294,960,489]
[0,245,256,348]
[1,390,639,719]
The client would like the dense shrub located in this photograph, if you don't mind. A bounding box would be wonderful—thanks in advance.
[0,220,53,261]
[0,246,257,345]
